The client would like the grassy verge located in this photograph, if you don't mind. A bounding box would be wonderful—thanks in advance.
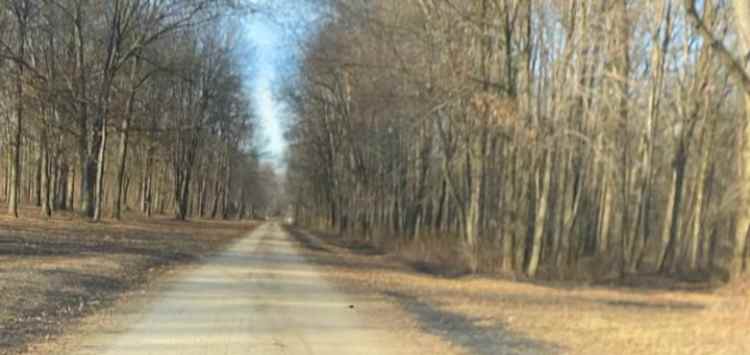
[289,226,750,355]
[0,208,255,355]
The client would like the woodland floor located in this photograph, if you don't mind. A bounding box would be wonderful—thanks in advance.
[289,227,750,355]
[2,212,748,355]
[0,207,254,355]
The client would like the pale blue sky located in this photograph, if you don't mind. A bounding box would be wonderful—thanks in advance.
[248,19,286,164]
[245,1,323,170]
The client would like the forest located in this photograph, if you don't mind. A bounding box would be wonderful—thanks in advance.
[286,0,750,281]
[0,0,276,223]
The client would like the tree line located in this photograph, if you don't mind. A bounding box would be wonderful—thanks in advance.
[286,0,750,281]
[0,0,273,222]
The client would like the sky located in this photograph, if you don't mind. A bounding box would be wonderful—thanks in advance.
[247,20,286,166]
[244,1,323,171]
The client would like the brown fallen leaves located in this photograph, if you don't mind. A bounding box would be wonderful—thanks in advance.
[293,227,750,355]
[0,208,254,355]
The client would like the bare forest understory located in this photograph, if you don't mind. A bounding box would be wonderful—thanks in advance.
[287,0,750,285]
[0,0,276,227]
[0,207,254,355]
[0,2,277,348]
[3,0,750,352]
[289,226,750,355]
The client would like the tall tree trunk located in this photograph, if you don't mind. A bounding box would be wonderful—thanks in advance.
[527,150,552,278]
[210,174,221,219]
[113,115,130,219]
[433,179,447,232]
[598,169,613,254]
[141,150,154,216]
[657,144,687,272]
[464,147,483,272]
[93,119,107,221]
[35,149,42,207]
[74,4,93,218]
[40,133,51,218]
[113,70,139,219]
[67,167,75,210]
[733,0,750,275]
[688,138,709,270]
[685,0,750,277]
[736,95,750,274]
[198,174,207,217]
[9,8,26,218]
[221,159,232,220]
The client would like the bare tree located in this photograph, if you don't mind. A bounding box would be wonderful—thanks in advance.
[285,0,749,281]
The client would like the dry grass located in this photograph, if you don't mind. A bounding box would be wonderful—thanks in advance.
[291,227,750,355]
[0,207,255,355]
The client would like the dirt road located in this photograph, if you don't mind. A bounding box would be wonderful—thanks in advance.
[69,223,423,355]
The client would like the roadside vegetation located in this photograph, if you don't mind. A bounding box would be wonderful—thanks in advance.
[286,0,750,283]
[0,1,281,353]
[3,0,750,353]
[0,0,277,223]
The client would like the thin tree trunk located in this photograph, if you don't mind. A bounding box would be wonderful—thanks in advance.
[685,0,750,276]
[657,145,687,272]
[598,170,613,254]
[8,9,26,218]
[40,134,51,217]
[114,56,144,220]
[527,150,552,278]
[35,149,42,207]
[93,113,108,222]
[736,95,750,274]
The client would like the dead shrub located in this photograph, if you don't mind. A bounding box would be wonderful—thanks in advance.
[397,234,472,277]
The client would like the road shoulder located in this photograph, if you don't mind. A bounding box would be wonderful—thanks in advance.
[5,218,255,355]
[287,226,750,355]
[286,227,530,355]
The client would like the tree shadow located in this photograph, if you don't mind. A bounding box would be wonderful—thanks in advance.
[384,290,560,355]
[0,268,134,352]
[0,233,193,261]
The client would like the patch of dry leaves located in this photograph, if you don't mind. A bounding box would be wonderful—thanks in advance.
[293,228,750,355]
[0,208,254,355]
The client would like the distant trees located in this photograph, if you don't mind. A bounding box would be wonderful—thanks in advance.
[287,0,750,280]
[0,0,269,221]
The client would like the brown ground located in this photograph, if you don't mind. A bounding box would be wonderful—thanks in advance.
[289,227,750,355]
[3,214,747,355]
[0,207,255,355]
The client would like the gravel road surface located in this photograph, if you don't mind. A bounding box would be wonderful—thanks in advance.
[70,223,421,355]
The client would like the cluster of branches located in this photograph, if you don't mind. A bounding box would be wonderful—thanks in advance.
[0,0,272,221]
[286,0,750,281]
